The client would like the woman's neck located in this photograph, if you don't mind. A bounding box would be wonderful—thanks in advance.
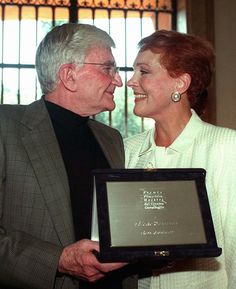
[154,108,192,147]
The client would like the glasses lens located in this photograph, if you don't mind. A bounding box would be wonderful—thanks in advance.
[79,62,119,76]
[105,64,119,76]
[115,66,120,74]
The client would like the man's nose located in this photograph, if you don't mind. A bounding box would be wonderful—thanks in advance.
[113,73,123,87]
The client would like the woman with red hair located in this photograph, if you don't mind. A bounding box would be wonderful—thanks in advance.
[125,30,236,289]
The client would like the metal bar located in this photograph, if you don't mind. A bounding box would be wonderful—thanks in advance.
[0,4,4,104]
[171,0,177,30]
[18,5,21,104]
[70,0,78,23]
[0,64,35,68]
[35,5,39,101]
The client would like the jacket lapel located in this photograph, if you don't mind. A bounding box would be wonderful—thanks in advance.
[21,99,74,246]
[19,101,123,246]
[88,120,124,168]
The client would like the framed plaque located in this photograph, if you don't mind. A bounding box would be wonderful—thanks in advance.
[91,168,222,262]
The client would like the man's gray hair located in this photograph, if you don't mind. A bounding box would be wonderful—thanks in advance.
[35,23,115,94]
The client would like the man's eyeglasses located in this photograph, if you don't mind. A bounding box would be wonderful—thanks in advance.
[78,62,120,77]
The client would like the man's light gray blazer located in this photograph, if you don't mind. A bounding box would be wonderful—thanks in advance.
[0,98,137,289]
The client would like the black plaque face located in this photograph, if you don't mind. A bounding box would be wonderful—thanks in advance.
[92,168,222,262]
[106,180,206,247]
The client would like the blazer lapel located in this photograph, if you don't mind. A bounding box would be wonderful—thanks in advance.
[88,120,124,168]
[21,99,75,246]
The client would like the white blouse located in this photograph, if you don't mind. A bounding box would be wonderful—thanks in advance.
[124,110,236,289]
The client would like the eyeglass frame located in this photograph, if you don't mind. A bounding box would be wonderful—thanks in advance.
[77,62,120,77]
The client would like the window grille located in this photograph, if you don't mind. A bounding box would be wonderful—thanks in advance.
[0,0,176,136]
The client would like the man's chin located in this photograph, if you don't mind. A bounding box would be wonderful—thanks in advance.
[105,103,116,112]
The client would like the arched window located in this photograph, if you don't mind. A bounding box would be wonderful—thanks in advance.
[0,0,176,136]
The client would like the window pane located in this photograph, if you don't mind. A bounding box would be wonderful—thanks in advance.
[111,70,126,136]
[55,7,69,25]
[95,111,109,126]
[126,71,143,136]
[142,12,156,36]
[36,78,42,100]
[177,0,187,33]
[21,7,36,64]
[37,7,53,46]
[19,68,37,104]
[4,6,19,64]
[110,10,125,67]
[94,9,109,33]
[126,11,142,67]
[2,68,18,104]
[0,6,2,64]
[78,9,93,25]
[158,12,172,30]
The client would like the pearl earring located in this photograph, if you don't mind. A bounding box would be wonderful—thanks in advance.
[171,91,181,102]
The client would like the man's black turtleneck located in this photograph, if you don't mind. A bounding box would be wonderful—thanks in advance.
[45,100,110,240]
[45,100,125,289]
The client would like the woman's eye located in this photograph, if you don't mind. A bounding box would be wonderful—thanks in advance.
[140,69,149,75]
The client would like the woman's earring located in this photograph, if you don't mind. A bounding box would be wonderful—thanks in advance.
[171,91,181,102]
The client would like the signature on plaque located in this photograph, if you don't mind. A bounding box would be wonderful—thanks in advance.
[134,221,178,237]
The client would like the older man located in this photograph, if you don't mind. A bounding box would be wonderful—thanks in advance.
[0,23,137,289]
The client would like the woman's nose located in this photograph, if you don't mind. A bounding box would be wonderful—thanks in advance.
[127,74,136,87]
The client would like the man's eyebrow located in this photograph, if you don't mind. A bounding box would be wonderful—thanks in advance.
[103,60,116,66]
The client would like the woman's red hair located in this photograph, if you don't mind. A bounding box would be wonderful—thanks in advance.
[138,30,215,106]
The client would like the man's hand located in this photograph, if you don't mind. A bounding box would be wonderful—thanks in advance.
[58,239,127,282]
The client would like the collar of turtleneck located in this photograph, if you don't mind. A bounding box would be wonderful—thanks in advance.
[44,99,89,130]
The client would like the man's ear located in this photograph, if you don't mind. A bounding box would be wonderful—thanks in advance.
[58,63,77,92]
[175,73,191,94]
